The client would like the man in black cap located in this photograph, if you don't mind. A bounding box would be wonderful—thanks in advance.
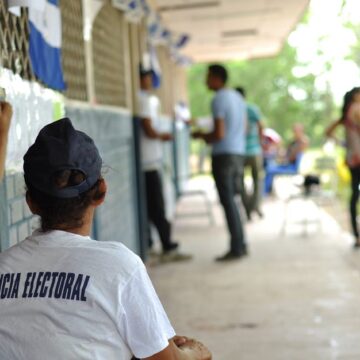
[0,101,12,182]
[0,118,211,360]
[138,68,191,262]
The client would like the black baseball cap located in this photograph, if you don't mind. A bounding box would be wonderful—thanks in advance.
[23,118,102,198]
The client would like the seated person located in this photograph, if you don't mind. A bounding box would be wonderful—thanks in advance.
[262,128,281,168]
[0,101,12,182]
[0,118,211,360]
[264,123,309,194]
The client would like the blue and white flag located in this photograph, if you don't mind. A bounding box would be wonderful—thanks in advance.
[149,46,161,88]
[29,0,66,90]
[8,0,45,17]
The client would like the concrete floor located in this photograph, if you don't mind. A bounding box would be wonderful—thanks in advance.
[148,178,360,360]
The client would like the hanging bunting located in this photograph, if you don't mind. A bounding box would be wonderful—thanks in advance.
[173,34,190,49]
[140,0,150,16]
[147,10,165,45]
[111,0,129,11]
[126,0,145,23]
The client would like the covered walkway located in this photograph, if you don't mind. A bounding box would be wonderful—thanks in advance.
[149,178,360,359]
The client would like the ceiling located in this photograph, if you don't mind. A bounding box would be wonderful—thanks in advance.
[154,0,310,62]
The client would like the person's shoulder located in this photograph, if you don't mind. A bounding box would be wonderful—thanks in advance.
[138,90,151,102]
[248,103,260,112]
[247,104,261,118]
[0,242,21,259]
[89,240,142,268]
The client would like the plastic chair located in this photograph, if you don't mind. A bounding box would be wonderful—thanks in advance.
[264,153,303,194]
[280,155,338,236]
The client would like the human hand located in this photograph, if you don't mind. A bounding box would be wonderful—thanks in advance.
[0,102,13,135]
[173,335,191,347]
[160,133,173,142]
[177,338,212,360]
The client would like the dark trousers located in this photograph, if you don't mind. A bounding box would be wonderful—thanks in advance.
[350,167,360,238]
[144,170,172,251]
[239,155,263,216]
[212,154,246,255]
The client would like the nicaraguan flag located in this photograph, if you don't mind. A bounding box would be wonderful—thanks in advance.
[29,0,66,90]
[149,46,161,89]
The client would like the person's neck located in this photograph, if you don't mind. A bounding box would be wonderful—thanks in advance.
[64,224,92,237]
[50,208,94,237]
[215,84,225,92]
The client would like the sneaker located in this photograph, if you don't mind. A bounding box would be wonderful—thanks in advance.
[164,242,179,252]
[241,247,248,256]
[160,250,193,263]
[215,251,243,262]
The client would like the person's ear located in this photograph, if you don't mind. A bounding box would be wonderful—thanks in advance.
[92,178,107,207]
[25,192,40,215]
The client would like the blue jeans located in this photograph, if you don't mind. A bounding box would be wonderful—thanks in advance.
[212,154,246,255]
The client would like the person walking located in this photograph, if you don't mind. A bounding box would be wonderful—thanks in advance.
[193,64,247,261]
[138,67,191,262]
[235,87,264,220]
[326,87,360,248]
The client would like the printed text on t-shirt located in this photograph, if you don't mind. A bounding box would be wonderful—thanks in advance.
[0,272,90,301]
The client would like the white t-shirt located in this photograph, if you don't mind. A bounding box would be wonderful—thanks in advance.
[138,90,163,171]
[0,230,175,360]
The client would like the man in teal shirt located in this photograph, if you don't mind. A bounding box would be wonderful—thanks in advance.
[236,87,264,220]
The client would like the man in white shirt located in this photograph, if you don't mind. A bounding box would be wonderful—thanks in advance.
[138,69,191,262]
[0,118,211,360]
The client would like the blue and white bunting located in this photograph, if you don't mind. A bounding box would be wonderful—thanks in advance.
[125,0,144,23]
[111,0,129,11]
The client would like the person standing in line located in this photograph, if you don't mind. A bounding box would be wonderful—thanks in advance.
[193,65,248,261]
[326,87,360,248]
[138,67,192,262]
[0,101,12,183]
[235,87,264,221]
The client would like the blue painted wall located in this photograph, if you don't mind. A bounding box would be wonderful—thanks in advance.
[67,105,139,253]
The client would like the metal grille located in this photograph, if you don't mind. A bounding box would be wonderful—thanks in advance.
[92,4,127,107]
[60,0,87,101]
[0,4,32,80]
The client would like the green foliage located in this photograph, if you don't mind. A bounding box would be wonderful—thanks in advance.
[346,22,360,68]
[187,43,336,146]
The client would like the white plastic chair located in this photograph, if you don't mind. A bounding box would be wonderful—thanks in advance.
[281,155,338,237]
